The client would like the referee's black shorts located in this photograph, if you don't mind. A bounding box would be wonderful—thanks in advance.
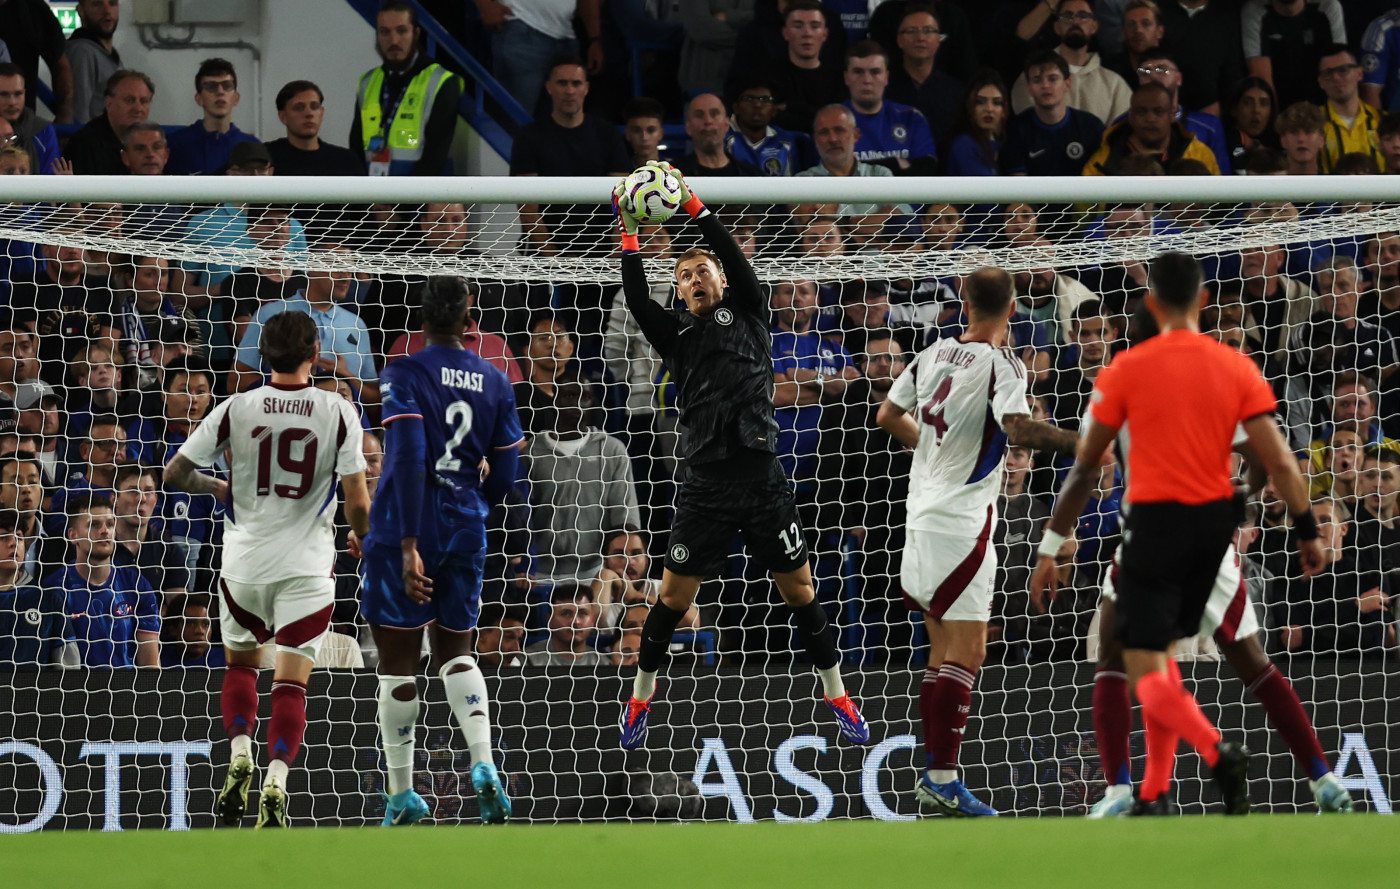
[1113,496,1241,652]
[665,459,808,579]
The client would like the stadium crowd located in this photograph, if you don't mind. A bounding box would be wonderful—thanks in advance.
[2,0,1400,671]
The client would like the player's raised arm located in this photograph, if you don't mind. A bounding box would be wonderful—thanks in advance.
[615,179,680,353]
[166,399,232,501]
[650,161,763,315]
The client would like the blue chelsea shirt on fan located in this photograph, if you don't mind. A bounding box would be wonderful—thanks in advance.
[844,100,937,163]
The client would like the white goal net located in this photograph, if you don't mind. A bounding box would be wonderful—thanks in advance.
[0,174,1396,830]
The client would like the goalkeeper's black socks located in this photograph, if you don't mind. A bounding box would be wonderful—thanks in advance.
[789,598,842,674]
[636,600,689,676]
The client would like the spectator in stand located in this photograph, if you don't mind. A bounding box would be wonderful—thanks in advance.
[13,387,66,491]
[623,96,665,167]
[1380,113,1400,173]
[512,55,631,256]
[841,40,937,175]
[159,593,224,668]
[867,1,977,83]
[524,585,605,666]
[1243,0,1344,111]
[1237,228,1318,365]
[351,1,462,176]
[814,329,912,651]
[1010,0,1132,127]
[233,246,378,403]
[1351,448,1400,588]
[385,277,520,385]
[1011,242,1095,346]
[828,279,941,349]
[514,312,598,435]
[1277,497,1392,657]
[1082,82,1221,174]
[940,70,1008,177]
[48,414,126,537]
[770,278,860,479]
[762,0,845,133]
[726,77,810,175]
[119,121,168,176]
[726,0,848,111]
[523,371,639,587]
[0,0,70,121]
[1134,49,1231,174]
[0,453,49,578]
[476,600,528,668]
[165,59,259,176]
[0,63,57,174]
[0,507,74,669]
[477,0,603,115]
[1361,9,1400,113]
[1102,0,1164,85]
[1316,45,1384,173]
[885,4,963,142]
[992,443,1050,657]
[14,243,120,388]
[66,0,121,125]
[62,69,152,176]
[1003,51,1105,176]
[1306,372,1400,478]
[111,464,187,603]
[364,204,478,355]
[49,492,159,669]
[797,105,908,232]
[267,80,364,176]
[1307,256,1397,385]
[1363,231,1400,341]
[1276,100,1327,175]
[0,311,36,428]
[677,0,755,97]
[66,343,139,440]
[1037,299,1117,432]
[1223,76,1279,172]
[1155,0,1243,116]
[673,93,759,178]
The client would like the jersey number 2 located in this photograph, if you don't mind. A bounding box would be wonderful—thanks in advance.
[435,402,476,472]
[919,376,954,444]
[252,426,318,499]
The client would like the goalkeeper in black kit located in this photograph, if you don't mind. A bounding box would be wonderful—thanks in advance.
[614,162,870,749]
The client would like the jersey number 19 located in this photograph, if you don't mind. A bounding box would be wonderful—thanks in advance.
[252,426,318,500]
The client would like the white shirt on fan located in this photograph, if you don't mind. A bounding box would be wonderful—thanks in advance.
[507,0,579,40]
[886,336,1030,538]
[176,384,366,585]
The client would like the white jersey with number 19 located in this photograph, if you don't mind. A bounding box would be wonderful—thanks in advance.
[886,337,1030,537]
[176,384,367,585]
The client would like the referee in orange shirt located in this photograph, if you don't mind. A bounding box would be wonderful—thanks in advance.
[1035,252,1324,815]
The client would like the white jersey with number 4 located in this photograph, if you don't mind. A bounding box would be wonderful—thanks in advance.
[176,384,367,585]
[887,337,1030,537]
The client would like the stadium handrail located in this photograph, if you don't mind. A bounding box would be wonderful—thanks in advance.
[3,174,1400,204]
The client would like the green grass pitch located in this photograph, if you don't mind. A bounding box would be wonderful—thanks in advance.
[7,816,1394,889]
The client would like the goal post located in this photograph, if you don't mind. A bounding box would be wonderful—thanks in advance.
[0,174,1396,829]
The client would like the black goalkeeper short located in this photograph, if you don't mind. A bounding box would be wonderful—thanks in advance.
[1113,497,1242,652]
[665,459,808,579]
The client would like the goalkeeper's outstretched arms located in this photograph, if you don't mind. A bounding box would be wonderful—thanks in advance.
[646,160,764,316]
[615,179,679,354]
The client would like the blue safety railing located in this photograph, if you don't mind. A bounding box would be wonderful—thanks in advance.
[345,0,531,162]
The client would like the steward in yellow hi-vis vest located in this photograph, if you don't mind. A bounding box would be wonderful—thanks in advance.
[351,4,463,176]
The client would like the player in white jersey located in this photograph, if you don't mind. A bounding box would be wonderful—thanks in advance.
[1030,309,1352,816]
[876,268,1079,817]
[166,311,371,828]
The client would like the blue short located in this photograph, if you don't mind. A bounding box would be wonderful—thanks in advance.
[361,541,487,633]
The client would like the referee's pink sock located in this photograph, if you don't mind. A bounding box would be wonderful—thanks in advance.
[1248,664,1331,780]
[1093,669,1133,787]
[924,661,976,772]
[221,665,259,740]
[1136,669,1221,769]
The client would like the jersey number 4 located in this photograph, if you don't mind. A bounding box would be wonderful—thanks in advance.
[436,401,475,473]
[919,376,954,444]
[252,426,318,499]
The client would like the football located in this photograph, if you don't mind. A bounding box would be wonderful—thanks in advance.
[623,165,684,223]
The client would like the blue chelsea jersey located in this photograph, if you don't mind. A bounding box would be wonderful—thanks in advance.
[369,345,523,552]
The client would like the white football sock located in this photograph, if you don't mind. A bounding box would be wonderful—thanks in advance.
[817,665,845,699]
[230,734,253,760]
[377,675,419,796]
[440,657,493,766]
[633,668,658,702]
[928,768,957,784]
[266,759,289,787]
